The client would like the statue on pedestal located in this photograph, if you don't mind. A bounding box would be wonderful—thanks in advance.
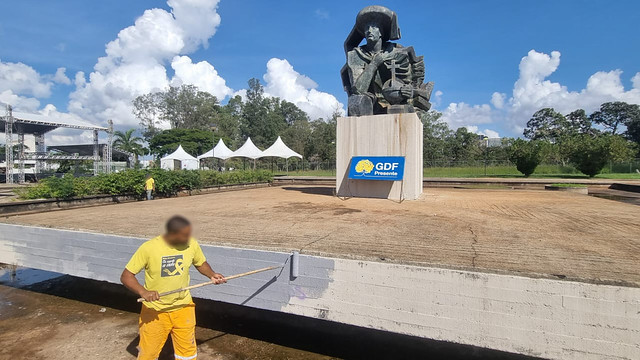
[341,6,434,116]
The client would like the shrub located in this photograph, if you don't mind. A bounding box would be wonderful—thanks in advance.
[508,139,548,177]
[568,135,632,177]
[15,169,273,200]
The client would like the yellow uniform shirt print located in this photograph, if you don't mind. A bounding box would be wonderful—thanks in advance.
[125,236,206,312]
[161,255,184,277]
[144,178,155,190]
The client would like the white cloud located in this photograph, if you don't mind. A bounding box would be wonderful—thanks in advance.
[0,60,55,98]
[482,129,500,138]
[441,102,494,128]
[74,71,86,88]
[232,89,247,102]
[490,92,505,109]
[2,0,344,142]
[170,56,232,99]
[53,67,71,85]
[0,90,41,112]
[438,49,640,137]
[632,73,640,89]
[69,0,225,129]
[506,50,640,133]
[463,126,500,138]
[263,58,345,120]
[0,60,71,113]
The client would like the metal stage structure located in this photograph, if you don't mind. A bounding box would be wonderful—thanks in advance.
[1,104,114,183]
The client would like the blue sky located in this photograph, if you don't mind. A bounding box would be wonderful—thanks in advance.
[1,0,640,139]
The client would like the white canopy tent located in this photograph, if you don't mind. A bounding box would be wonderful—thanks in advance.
[160,145,199,170]
[231,137,263,159]
[197,139,234,160]
[261,136,302,159]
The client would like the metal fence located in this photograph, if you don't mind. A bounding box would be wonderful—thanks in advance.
[423,159,640,177]
[257,158,640,177]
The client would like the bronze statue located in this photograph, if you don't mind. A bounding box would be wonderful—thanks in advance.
[341,6,434,116]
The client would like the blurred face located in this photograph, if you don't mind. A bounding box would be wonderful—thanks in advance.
[365,23,382,43]
[165,225,192,246]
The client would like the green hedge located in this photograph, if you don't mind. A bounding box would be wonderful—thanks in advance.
[15,169,273,200]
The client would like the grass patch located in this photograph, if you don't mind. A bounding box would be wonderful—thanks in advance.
[272,164,640,180]
[453,184,512,190]
[549,183,588,188]
[274,169,336,177]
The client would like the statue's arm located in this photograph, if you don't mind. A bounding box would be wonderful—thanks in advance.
[348,52,382,95]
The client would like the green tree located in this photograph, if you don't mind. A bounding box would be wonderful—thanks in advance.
[132,85,221,135]
[419,110,453,164]
[448,127,481,162]
[240,79,298,148]
[590,102,640,135]
[148,128,217,158]
[627,118,640,148]
[565,109,596,136]
[508,139,548,177]
[281,106,311,157]
[162,85,220,129]
[305,112,338,162]
[132,92,164,141]
[215,95,243,146]
[524,108,568,142]
[113,129,146,165]
[568,134,633,177]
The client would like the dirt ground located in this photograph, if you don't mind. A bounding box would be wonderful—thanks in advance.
[3,185,640,286]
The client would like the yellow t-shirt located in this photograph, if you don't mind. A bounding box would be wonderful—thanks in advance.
[144,178,155,191]
[125,236,206,312]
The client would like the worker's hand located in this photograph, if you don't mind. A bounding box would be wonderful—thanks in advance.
[139,290,160,302]
[210,273,226,285]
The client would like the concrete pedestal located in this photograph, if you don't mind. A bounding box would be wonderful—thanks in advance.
[336,113,423,200]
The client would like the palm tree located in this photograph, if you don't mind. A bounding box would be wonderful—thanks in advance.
[113,129,146,166]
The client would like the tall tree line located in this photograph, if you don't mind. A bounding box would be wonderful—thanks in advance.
[132,80,337,161]
[131,81,639,171]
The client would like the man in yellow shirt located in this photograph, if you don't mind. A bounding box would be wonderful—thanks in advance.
[144,174,155,200]
[121,215,225,360]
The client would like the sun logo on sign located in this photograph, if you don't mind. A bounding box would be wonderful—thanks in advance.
[354,159,374,175]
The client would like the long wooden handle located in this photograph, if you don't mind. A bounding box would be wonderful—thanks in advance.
[136,265,281,303]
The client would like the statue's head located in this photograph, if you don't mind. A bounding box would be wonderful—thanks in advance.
[355,6,401,43]
[364,22,383,44]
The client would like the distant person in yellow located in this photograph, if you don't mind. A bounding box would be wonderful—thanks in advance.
[144,174,155,200]
[120,215,226,360]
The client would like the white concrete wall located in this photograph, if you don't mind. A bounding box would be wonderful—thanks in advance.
[1,223,639,359]
[284,261,640,360]
[336,113,423,200]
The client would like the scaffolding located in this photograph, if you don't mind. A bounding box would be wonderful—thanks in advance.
[1,107,113,183]
[4,105,14,184]
[105,120,114,174]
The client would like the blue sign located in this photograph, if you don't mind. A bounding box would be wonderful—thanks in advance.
[348,156,405,181]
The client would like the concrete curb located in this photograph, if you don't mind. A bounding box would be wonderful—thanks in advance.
[273,176,640,188]
[610,183,640,193]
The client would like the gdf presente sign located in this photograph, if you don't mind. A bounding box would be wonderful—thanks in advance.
[348,156,405,181]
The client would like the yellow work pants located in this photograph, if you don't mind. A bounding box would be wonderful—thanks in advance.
[137,303,197,360]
